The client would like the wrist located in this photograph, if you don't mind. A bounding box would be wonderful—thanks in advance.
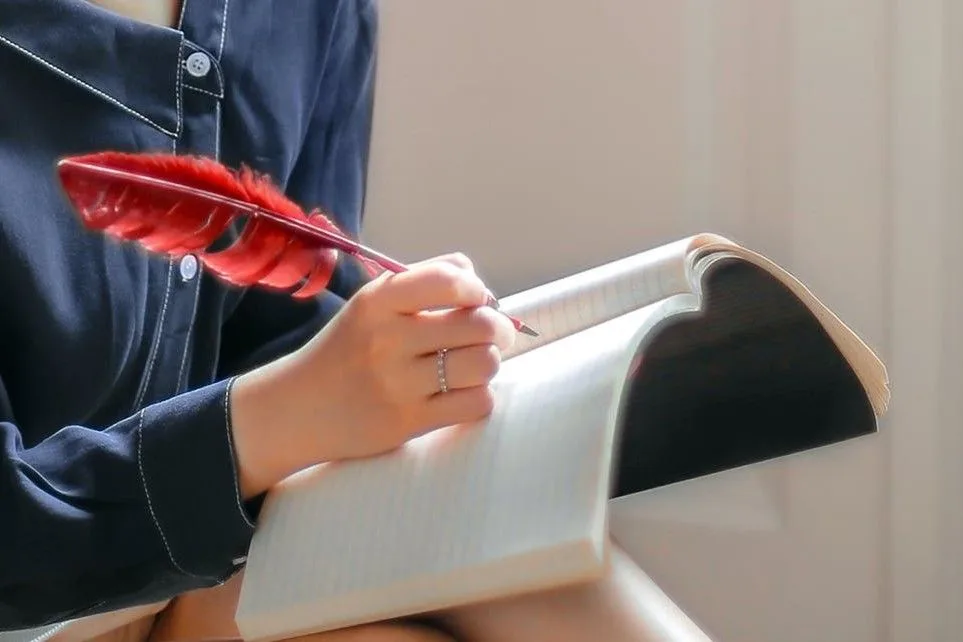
[229,356,316,498]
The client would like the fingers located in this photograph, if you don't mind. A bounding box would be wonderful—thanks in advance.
[333,252,510,441]
[407,252,475,272]
[413,344,502,396]
[374,255,489,315]
[420,384,497,430]
[405,306,516,355]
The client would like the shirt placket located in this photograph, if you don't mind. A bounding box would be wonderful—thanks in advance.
[133,37,225,407]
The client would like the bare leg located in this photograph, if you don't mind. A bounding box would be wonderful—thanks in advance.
[437,538,714,642]
[147,537,710,642]
[261,623,455,642]
[146,573,456,642]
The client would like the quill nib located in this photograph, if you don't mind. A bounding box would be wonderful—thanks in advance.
[516,321,539,337]
[485,295,538,336]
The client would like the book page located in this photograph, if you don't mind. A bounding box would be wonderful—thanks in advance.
[235,302,677,641]
[498,237,698,359]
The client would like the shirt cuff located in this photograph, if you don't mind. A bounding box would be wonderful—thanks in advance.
[137,376,256,580]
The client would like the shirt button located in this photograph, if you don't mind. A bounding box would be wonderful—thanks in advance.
[179,254,199,282]
[185,52,211,78]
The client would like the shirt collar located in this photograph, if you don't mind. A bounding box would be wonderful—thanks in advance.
[0,0,185,137]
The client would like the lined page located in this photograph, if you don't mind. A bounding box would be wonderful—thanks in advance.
[235,303,669,640]
[500,238,694,359]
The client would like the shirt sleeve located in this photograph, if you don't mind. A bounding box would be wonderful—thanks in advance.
[217,0,378,378]
[0,0,378,630]
[0,376,253,631]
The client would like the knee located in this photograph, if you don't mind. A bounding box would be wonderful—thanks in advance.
[294,622,458,642]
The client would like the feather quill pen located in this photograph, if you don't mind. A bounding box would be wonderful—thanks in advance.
[55,151,537,335]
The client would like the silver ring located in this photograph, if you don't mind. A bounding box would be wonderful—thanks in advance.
[436,348,449,393]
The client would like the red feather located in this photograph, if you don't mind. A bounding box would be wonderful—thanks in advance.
[55,151,386,299]
[55,150,539,336]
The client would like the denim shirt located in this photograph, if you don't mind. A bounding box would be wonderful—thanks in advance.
[0,0,376,630]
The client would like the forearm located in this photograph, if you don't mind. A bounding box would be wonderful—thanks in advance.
[438,540,713,642]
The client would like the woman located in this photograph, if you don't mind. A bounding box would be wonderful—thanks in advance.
[0,1,710,640]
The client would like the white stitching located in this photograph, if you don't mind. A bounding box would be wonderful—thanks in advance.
[209,55,225,89]
[132,260,174,410]
[136,409,200,577]
[223,377,256,528]
[177,0,189,29]
[212,0,226,163]
[0,34,177,137]
[182,42,226,91]
[215,101,222,162]
[217,0,230,60]
[131,107,181,410]
[173,38,184,153]
[174,271,203,392]
[214,0,228,162]
[184,84,221,99]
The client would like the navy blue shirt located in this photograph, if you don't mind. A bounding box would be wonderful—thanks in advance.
[0,0,376,630]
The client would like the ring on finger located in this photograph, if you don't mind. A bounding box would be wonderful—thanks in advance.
[423,344,499,397]
[436,348,449,393]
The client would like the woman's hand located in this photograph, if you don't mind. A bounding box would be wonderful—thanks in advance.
[230,254,516,497]
[287,252,516,459]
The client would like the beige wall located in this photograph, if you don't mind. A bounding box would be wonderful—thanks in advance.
[363,1,963,640]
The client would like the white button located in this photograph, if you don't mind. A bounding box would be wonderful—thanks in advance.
[179,254,199,281]
[185,52,211,78]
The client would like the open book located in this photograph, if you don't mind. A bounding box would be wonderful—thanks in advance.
[233,233,890,642]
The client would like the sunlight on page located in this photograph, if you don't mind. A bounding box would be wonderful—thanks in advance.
[236,302,675,637]
[500,238,694,358]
